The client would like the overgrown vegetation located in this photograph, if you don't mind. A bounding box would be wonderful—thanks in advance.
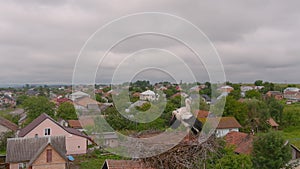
[72,149,123,169]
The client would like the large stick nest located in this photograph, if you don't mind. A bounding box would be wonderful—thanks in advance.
[142,135,222,169]
[124,131,224,169]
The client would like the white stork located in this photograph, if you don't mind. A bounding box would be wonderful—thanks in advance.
[169,98,203,140]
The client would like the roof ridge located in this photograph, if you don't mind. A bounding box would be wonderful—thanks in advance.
[18,113,91,140]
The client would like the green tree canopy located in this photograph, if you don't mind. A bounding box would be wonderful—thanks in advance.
[16,94,29,105]
[23,96,55,123]
[244,99,270,131]
[56,102,77,120]
[266,97,284,124]
[215,147,252,169]
[254,80,263,86]
[223,96,248,125]
[245,90,262,100]
[252,132,291,169]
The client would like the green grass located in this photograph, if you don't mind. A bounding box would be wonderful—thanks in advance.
[73,150,123,169]
[282,103,300,149]
[282,126,300,148]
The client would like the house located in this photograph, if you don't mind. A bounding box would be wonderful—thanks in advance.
[70,91,90,101]
[26,89,39,96]
[6,136,67,169]
[102,132,118,148]
[101,160,155,169]
[218,86,234,93]
[215,117,242,137]
[291,144,300,160]
[74,97,100,110]
[92,132,119,148]
[198,117,242,137]
[266,117,279,130]
[284,91,300,101]
[225,131,253,155]
[240,86,254,92]
[254,86,264,90]
[18,113,93,155]
[284,87,300,101]
[67,120,83,130]
[0,117,18,134]
[266,91,284,100]
[99,103,113,113]
[132,92,141,98]
[240,86,254,97]
[54,97,72,106]
[0,95,16,108]
[140,90,157,101]
[78,116,95,128]
[284,87,300,93]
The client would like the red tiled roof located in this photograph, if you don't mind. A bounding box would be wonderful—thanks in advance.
[132,92,140,97]
[56,98,72,104]
[102,160,155,169]
[284,91,298,95]
[195,110,209,118]
[68,120,82,129]
[225,131,253,155]
[267,118,279,127]
[0,117,18,131]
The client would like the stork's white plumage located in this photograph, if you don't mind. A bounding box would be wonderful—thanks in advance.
[170,98,202,138]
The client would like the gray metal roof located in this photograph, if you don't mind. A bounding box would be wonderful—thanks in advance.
[6,136,66,163]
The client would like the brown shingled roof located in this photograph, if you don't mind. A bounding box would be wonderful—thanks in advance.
[75,97,99,108]
[0,117,18,131]
[225,131,253,155]
[78,116,95,128]
[197,117,242,129]
[102,160,156,169]
[68,120,83,129]
[217,117,242,129]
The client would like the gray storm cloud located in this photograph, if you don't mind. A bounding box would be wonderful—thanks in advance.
[0,0,300,85]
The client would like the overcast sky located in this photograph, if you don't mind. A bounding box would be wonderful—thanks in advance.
[1,0,300,85]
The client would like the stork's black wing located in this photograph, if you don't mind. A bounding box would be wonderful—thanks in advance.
[182,115,203,135]
[170,116,181,129]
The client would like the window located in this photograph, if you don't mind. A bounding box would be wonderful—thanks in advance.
[44,128,51,136]
[18,163,26,169]
[46,149,52,163]
[35,134,38,138]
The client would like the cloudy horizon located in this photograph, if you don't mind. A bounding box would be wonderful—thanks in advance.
[1,1,300,86]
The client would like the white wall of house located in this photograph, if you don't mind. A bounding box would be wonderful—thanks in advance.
[216,128,239,138]
[140,90,157,101]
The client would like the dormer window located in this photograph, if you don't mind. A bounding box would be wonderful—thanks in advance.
[44,128,51,136]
